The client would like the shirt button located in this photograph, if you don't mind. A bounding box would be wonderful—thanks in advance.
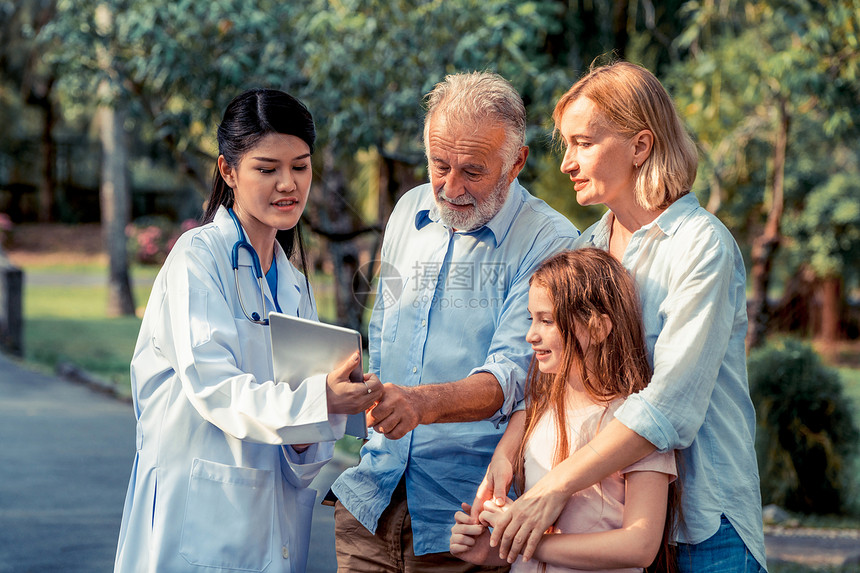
[422,319,427,327]
[282,546,289,559]
[412,366,417,373]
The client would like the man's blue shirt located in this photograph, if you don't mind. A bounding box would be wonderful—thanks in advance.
[332,179,579,555]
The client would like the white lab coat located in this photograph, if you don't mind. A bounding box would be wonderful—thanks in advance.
[114,206,346,573]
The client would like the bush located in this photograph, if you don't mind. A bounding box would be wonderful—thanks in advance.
[749,338,859,514]
[126,216,198,265]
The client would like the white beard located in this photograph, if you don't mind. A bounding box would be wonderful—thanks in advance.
[435,177,510,231]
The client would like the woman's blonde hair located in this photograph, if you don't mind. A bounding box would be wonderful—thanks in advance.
[553,61,698,211]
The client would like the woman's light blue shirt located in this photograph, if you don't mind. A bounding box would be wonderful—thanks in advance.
[575,194,766,569]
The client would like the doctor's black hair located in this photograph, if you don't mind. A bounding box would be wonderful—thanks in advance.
[202,88,315,281]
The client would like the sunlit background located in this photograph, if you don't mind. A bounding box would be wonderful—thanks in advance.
[1,1,859,568]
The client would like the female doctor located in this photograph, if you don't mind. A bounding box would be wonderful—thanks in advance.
[114,88,383,573]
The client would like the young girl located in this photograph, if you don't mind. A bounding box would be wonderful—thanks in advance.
[114,89,383,573]
[450,248,677,572]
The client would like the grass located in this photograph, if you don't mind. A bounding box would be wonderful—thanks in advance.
[838,366,860,407]
[22,267,154,393]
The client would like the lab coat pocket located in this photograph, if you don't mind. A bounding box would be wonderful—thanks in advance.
[179,459,273,572]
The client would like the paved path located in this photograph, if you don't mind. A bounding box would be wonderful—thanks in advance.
[0,352,350,573]
[2,351,859,572]
[0,354,133,573]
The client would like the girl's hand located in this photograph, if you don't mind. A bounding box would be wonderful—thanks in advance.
[478,495,512,526]
[470,455,514,522]
[450,503,502,566]
[486,481,568,563]
[325,353,384,414]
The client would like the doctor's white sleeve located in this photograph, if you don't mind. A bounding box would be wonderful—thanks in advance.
[155,239,346,445]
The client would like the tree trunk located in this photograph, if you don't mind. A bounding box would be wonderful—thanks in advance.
[25,77,57,223]
[98,93,136,317]
[816,275,842,344]
[611,0,630,58]
[96,4,135,317]
[316,146,364,333]
[769,265,815,335]
[705,170,722,214]
[38,95,56,223]
[746,98,789,352]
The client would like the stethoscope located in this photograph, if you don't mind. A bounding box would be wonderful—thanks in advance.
[228,207,280,325]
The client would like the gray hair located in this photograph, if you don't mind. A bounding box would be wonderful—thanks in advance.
[423,71,526,173]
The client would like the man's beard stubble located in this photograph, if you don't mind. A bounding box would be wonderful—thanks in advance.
[435,176,510,231]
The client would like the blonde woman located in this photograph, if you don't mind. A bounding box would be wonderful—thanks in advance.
[473,62,766,572]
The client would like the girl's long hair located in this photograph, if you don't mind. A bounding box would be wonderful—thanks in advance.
[513,248,680,573]
[201,88,315,277]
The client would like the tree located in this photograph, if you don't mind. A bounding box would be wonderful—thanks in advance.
[41,0,311,316]
[33,0,793,334]
[666,0,860,350]
[288,0,574,330]
[780,173,860,342]
[748,338,859,513]
[0,0,60,222]
[94,3,135,316]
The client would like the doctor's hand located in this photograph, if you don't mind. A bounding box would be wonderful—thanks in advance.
[325,353,383,415]
[366,383,422,439]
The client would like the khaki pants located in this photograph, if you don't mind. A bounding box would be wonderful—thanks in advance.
[334,479,509,573]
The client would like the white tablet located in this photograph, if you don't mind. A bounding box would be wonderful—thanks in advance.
[268,312,368,439]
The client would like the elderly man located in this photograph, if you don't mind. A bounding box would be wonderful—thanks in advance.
[331,71,579,572]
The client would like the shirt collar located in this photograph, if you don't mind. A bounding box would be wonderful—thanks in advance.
[651,193,700,236]
[214,205,288,269]
[214,205,244,247]
[414,179,524,247]
[584,193,700,247]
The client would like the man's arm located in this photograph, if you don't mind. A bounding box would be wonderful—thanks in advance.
[366,372,503,440]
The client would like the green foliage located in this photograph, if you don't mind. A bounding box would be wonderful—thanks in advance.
[39,0,311,188]
[749,338,860,514]
[666,0,860,238]
[784,174,860,281]
[297,0,572,160]
[5,0,858,335]
[664,0,860,324]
